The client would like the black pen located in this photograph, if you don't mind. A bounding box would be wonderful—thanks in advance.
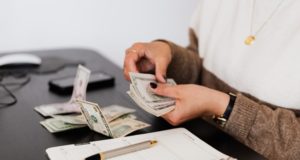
[85,140,157,160]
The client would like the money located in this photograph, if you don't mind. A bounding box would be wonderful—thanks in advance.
[127,72,176,117]
[79,100,113,137]
[130,72,176,102]
[102,105,135,122]
[69,65,91,102]
[51,105,136,125]
[40,118,86,133]
[115,113,137,121]
[109,118,150,138]
[77,100,150,138]
[34,65,91,116]
[51,114,86,125]
[40,105,143,137]
[35,103,81,117]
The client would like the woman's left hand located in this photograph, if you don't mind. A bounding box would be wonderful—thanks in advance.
[150,83,230,125]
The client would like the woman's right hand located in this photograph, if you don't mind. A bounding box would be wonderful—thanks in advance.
[123,41,172,83]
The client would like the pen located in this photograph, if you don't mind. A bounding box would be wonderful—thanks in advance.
[85,140,157,160]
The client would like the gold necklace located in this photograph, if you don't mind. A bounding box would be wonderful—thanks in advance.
[245,0,285,45]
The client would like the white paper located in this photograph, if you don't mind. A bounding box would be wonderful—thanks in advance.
[46,128,233,160]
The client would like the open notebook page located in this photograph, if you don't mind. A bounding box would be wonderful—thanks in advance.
[46,128,234,160]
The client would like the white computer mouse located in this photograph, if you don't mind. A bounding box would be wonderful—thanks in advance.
[0,53,42,68]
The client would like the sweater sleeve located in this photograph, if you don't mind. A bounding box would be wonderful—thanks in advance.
[155,29,202,84]
[225,93,300,159]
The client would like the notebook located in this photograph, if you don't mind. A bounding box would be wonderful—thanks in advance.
[46,128,235,160]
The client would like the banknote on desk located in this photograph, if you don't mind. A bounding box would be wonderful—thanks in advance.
[127,72,176,117]
[40,104,141,134]
[77,100,150,138]
[50,105,136,125]
[35,65,90,116]
[40,118,87,133]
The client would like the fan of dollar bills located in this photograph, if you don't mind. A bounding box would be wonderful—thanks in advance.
[76,100,150,138]
[127,72,177,117]
[35,65,150,138]
[40,102,150,138]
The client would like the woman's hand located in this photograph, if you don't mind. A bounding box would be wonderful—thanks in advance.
[150,83,230,126]
[123,41,172,83]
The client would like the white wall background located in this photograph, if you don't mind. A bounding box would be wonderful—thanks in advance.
[0,0,198,67]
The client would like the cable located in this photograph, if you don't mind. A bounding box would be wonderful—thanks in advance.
[0,83,17,106]
[0,73,31,107]
[0,60,82,107]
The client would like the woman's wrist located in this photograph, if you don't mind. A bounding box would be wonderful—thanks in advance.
[211,92,236,127]
[211,91,230,116]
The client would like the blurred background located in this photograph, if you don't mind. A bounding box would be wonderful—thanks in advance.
[0,0,198,67]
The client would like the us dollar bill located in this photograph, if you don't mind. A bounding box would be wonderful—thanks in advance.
[41,106,138,133]
[78,100,113,137]
[51,105,136,125]
[69,65,91,102]
[40,118,86,133]
[35,103,81,117]
[114,113,137,121]
[109,118,150,138]
[51,114,86,125]
[77,100,150,138]
[128,72,176,117]
[102,105,135,122]
[127,90,175,117]
[34,65,91,117]
[129,72,176,102]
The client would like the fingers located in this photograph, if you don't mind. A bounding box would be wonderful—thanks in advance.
[155,59,168,83]
[150,83,179,99]
[123,41,171,82]
[123,52,139,80]
[161,105,183,126]
[123,44,145,80]
[137,58,154,72]
[162,113,180,126]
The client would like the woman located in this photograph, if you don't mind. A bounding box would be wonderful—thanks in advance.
[123,1,300,159]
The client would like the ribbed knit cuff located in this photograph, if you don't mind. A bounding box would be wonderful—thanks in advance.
[225,93,259,141]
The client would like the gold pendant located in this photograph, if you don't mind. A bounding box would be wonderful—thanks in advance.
[244,35,256,45]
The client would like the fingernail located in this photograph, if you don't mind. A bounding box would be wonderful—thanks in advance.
[150,82,157,89]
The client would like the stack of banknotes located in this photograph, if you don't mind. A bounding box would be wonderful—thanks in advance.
[40,101,150,138]
[76,100,150,138]
[127,72,177,117]
[35,65,150,138]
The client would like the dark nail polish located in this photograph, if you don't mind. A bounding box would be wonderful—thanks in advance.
[150,82,157,89]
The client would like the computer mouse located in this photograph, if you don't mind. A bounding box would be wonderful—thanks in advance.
[0,53,42,68]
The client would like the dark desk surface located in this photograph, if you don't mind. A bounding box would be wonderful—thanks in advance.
[0,48,265,160]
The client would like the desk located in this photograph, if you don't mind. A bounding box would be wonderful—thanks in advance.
[0,48,265,160]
